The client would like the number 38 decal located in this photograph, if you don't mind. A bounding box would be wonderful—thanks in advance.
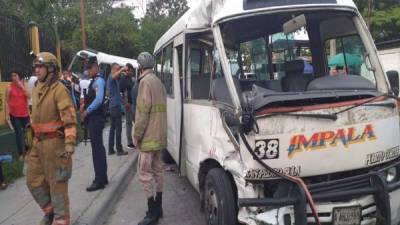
[254,139,279,159]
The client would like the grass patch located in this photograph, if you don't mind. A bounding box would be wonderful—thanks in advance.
[0,129,23,182]
[0,125,11,135]
[2,159,23,183]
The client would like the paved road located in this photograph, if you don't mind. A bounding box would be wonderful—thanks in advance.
[105,165,205,225]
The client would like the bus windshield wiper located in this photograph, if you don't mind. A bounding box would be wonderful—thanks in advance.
[260,95,392,121]
[332,94,390,117]
[279,113,337,120]
[264,112,338,120]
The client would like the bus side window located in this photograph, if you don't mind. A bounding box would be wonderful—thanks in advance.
[156,52,162,79]
[162,44,174,97]
[190,48,212,100]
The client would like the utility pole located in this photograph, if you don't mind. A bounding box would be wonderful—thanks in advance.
[367,0,373,29]
[79,0,87,49]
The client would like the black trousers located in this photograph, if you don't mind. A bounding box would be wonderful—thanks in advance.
[88,114,108,185]
[108,107,123,152]
[10,115,30,156]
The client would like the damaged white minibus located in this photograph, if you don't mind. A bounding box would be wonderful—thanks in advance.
[153,0,400,224]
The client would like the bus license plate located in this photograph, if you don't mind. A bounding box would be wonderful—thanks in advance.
[333,206,362,225]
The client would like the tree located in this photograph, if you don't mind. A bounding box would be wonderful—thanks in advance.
[85,7,141,57]
[146,0,188,19]
[135,0,189,53]
[354,0,400,42]
[2,0,142,63]
[370,6,400,41]
[137,16,177,53]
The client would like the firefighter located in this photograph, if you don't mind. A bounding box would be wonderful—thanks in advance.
[26,52,77,225]
[134,52,167,225]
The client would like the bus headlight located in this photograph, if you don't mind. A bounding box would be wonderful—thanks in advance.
[386,167,398,183]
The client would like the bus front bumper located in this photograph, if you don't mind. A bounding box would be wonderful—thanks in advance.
[238,162,400,225]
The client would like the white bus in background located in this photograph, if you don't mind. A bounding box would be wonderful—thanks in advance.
[68,49,139,98]
[154,0,400,225]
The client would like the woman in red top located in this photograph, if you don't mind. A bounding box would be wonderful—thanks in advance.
[5,70,30,159]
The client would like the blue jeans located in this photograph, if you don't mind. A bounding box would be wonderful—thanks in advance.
[125,106,133,146]
[10,115,29,156]
[109,107,123,152]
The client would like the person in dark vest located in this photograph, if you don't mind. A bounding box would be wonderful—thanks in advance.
[80,56,108,192]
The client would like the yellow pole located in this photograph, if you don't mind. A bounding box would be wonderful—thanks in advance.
[29,21,40,54]
[56,40,62,71]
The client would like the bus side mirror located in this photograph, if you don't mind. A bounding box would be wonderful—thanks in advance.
[387,70,399,96]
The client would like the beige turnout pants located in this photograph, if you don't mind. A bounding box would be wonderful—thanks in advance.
[26,138,72,225]
[138,151,163,199]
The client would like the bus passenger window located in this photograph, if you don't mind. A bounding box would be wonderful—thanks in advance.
[190,48,212,100]
[162,44,174,96]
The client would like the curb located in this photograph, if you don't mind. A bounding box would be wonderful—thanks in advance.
[74,151,138,225]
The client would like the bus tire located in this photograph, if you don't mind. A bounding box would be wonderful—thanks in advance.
[161,149,175,164]
[204,168,237,225]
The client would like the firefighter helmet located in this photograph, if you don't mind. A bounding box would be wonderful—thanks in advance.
[33,52,58,68]
[137,52,155,69]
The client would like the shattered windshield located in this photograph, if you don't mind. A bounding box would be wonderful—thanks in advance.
[219,11,378,98]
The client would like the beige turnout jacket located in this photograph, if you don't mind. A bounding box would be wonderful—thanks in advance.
[134,70,167,151]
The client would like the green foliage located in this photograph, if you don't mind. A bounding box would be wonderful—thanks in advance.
[138,16,178,52]
[140,0,189,52]
[3,160,23,183]
[84,7,141,57]
[370,6,400,41]
[354,0,400,42]
[0,0,188,62]
[146,0,189,19]
[0,125,11,135]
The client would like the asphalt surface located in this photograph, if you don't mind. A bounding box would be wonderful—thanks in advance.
[105,165,205,225]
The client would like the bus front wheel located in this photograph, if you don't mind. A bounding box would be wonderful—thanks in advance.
[204,168,237,225]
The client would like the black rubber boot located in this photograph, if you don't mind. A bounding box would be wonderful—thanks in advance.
[138,198,158,225]
[39,213,54,225]
[155,192,163,218]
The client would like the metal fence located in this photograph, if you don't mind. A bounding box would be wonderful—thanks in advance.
[0,16,57,81]
[39,25,57,55]
[0,15,31,81]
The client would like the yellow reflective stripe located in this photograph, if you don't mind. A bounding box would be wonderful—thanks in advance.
[136,104,150,113]
[141,140,166,150]
[151,105,166,113]
[134,126,145,136]
[136,104,166,113]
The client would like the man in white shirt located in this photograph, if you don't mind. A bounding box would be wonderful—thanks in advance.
[27,74,37,112]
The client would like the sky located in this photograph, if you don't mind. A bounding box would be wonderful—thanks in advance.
[114,0,196,18]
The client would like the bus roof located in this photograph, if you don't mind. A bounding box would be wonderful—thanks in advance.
[76,49,139,68]
[154,0,357,52]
